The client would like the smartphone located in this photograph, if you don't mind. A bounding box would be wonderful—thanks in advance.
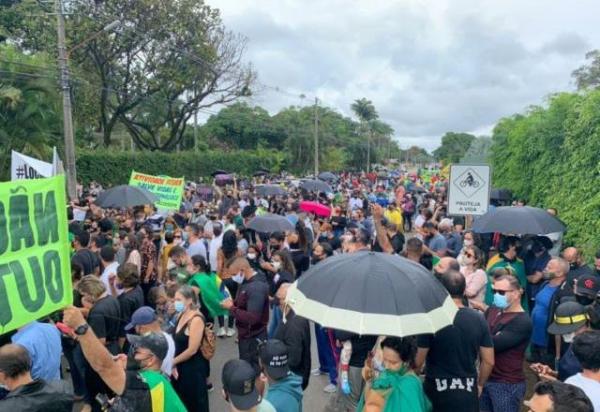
[56,322,74,336]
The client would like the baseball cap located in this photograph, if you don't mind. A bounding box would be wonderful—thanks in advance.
[575,274,600,298]
[126,332,168,361]
[125,306,157,331]
[222,359,260,410]
[547,301,589,335]
[258,339,290,381]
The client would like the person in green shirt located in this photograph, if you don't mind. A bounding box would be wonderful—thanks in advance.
[187,254,229,320]
[358,336,431,412]
[484,236,528,311]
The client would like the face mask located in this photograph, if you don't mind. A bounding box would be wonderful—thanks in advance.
[463,240,473,247]
[182,233,189,242]
[457,254,466,266]
[165,224,174,232]
[562,332,576,343]
[272,261,282,271]
[232,273,245,284]
[569,263,578,270]
[493,293,509,309]
[543,271,556,280]
[174,301,185,313]
[247,253,257,260]
[576,294,595,306]
[116,283,124,290]
[373,357,385,372]
[126,346,151,372]
[193,208,200,213]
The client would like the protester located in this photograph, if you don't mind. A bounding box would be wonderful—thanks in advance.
[267,250,296,338]
[139,225,158,299]
[124,306,176,377]
[188,254,229,325]
[221,359,276,412]
[171,285,210,412]
[358,336,431,412]
[10,320,62,382]
[0,344,73,411]
[525,381,593,412]
[221,257,270,373]
[61,306,186,411]
[563,247,594,285]
[459,245,487,306]
[273,284,311,390]
[416,270,494,412]
[99,245,120,296]
[565,330,600,410]
[481,273,532,412]
[71,231,100,276]
[216,230,243,337]
[485,236,528,310]
[112,263,144,346]
[259,340,304,412]
[421,221,447,257]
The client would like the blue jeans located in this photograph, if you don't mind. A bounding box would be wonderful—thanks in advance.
[480,380,526,412]
[315,324,337,385]
[268,305,283,339]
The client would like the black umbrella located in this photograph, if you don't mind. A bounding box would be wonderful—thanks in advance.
[211,169,228,177]
[255,184,287,197]
[490,188,512,201]
[247,213,295,233]
[95,185,158,208]
[472,206,566,235]
[317,172,337,182]
[253,171,268,177]
[286,251,457,337]
[299,179,332,193]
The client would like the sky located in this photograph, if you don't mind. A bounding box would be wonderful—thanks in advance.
[206,0,600,151]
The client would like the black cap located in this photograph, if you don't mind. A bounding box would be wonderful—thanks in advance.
[222,359,260,410]
[547,301,588,335]
[126,333,168,362]
[575,274,600,298]
[259,339,290,381]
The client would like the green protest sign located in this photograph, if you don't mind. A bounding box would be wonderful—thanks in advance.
[0,175,72,334]
[129,171,184,210]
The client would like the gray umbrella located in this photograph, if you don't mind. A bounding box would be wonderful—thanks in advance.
[299,179,332,193]
[247,213,295,233]
[286,251,457,337]
[317,172,337,182]
[95,185,158,208]
[255,184,287,197]
[472,206,566,235]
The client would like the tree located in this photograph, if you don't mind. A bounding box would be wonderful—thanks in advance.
[572,50,600,90]
[350,98,378,172]
[433,132,476,164]
[461,136,492,163]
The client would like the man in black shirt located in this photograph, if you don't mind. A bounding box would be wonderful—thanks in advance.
[0,344,73,411]
[71,231,100,276]
[78,275,122,411]
[416,270,494,412]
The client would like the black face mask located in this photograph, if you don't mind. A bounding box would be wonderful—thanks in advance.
[193,208,200,213]
[576,294,595,306]
[433,270,444,280]
[570,263,578,270]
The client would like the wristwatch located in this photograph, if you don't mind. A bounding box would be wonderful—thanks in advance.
[74,323,90,336]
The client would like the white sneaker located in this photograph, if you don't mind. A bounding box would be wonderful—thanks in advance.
[323,383,337,393]
[226,328,236,337]
[216,327,226,337]
[311,368,324,376]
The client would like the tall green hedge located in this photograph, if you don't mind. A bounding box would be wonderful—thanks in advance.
[490,90,600,257]
[75,149,283,186]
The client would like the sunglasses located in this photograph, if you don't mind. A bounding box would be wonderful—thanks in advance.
[464,253,474,258]
[492,288,514,296]
[174,235,182,239]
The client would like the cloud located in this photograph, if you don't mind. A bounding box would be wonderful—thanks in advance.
[208,0,600,151]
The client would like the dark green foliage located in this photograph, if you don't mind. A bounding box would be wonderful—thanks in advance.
[490,90,600,257]
[433,132,476,163]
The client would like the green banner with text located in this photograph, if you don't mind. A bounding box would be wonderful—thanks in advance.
[129,170,184,210]
[0,175,72,334]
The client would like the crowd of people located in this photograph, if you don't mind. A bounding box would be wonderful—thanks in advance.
[0,168,599,412]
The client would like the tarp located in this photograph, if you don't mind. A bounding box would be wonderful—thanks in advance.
[129,171,184,210]
[0,175,72,334]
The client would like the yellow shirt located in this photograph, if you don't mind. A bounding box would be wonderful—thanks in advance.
[384,209,404,233]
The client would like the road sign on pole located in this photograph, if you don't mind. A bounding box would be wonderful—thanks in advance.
[448,164,491,216]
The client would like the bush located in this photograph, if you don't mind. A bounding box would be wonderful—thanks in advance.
[75,149,283,186]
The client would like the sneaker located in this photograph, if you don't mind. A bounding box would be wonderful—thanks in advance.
[311,368,324,376]
[226,328,236,337]
[216,327,226,338]
[323,383,337,393]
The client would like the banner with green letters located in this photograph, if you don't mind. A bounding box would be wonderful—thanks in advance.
[129,170,185,210]
[0,175,72,334]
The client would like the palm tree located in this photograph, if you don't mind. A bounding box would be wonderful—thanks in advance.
[350,98,378,172]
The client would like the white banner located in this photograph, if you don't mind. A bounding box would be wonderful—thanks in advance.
[11,149,59,180]
[448,164,491,216]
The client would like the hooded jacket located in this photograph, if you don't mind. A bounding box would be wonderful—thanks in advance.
[265,373,303,412]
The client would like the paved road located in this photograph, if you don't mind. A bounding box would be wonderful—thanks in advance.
[208,327,332,412]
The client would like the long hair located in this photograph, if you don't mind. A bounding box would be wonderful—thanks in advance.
[222,230,239,260]
[275,250,296,278]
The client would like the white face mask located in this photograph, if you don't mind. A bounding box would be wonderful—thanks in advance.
[247,253,257,260]
[232,273,245,284]
[463,239,474,247]
[563,332,576,343]
[272,261,282,271]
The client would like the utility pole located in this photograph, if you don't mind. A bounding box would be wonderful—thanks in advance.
[314,97,319,176]
[367,127,371,174]
[193,89,198,151]
[55,0,77,200]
